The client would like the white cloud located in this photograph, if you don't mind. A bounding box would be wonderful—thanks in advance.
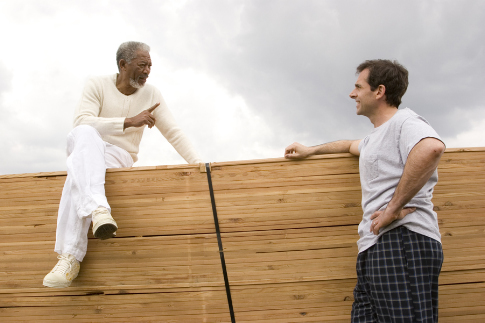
[137,67,284,166]
[444,116,485,148]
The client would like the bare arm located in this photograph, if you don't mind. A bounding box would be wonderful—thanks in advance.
[370,137,446,234]
[284,140,361,159]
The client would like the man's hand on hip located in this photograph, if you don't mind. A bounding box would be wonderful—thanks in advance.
[370,207,416,235]
[124,103,160,130]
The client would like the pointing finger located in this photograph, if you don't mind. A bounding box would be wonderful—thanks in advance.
[147,103,160,113]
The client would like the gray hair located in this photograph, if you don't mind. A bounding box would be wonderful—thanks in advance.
[116,41,150,70]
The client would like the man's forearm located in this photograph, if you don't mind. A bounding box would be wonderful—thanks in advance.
[387,138,445,213]
[285,140,360,159]
[311,140,356,155]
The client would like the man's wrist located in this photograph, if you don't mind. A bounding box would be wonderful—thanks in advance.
[386,200,404,217]
[123,117,132,130]
[307,146,318,156]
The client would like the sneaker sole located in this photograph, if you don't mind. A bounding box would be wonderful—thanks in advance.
[43,279,71,288]
[93,222,117,240]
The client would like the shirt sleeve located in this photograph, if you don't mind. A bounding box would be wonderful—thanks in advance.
[73,77,125,136]
[153,93,203,164]
[358,136,367,153]
[399,115,444,163]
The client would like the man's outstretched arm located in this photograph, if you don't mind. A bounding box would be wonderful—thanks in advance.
[284,140,361,159]
[370,137,446,234]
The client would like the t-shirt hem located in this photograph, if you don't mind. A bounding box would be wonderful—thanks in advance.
[357,224,442,254]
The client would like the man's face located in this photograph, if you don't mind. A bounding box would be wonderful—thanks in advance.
[349,69,378,117]
[124,50,152,88]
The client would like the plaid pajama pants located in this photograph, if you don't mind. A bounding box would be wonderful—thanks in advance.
[351,226,443,323]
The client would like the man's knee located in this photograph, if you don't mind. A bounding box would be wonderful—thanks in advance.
[67,125,104,156]
[71,125,102,138]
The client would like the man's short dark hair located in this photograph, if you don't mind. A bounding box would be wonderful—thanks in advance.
[116,41,150,71]
[357,59,409,108]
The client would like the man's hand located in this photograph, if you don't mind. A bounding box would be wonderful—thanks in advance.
[284,142,314,159]
[370,207,416,235]
[124,103,160,130]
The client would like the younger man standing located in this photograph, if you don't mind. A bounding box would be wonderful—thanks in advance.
[285,60,445,322]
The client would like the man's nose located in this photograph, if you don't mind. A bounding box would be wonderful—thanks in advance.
[349,89,356,99]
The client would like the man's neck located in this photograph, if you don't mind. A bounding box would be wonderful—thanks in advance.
[370,106,399,128]
[116,73,137,96]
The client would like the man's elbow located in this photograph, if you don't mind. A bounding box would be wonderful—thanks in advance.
[73,115,87,128]
[349,139,361,156]
[423,138,446,159]
[432,140,445,156]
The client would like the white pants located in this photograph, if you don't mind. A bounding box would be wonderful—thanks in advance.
[54,125,133,261]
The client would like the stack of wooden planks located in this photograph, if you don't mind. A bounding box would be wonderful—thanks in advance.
[0,148,484,322]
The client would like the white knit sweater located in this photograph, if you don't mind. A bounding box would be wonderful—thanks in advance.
[73,74,202,164]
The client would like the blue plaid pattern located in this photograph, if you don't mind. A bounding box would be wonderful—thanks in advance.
[351,226,443,322]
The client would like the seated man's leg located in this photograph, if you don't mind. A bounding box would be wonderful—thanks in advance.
[44,125,133,288]
[90,141,134,240]
[56,125,111,259]
[363,226,443,322]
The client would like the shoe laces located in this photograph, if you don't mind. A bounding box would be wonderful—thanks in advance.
[53,254,74,274]
[92,207,108,219]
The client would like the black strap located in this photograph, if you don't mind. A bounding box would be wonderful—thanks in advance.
[206,163,236,323]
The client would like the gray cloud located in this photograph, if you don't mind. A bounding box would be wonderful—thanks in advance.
[129,0,485,144]
[1,0,484,175]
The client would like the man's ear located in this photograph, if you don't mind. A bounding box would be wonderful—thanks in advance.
[375,84,386,100]
[118,59,127,71]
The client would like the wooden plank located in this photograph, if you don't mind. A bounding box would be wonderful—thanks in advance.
[0,287,231,322]
[0,234,224,292]
[0,166,216,244]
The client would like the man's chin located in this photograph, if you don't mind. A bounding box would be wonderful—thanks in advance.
[130,79,145,89]
[356,106,364,115]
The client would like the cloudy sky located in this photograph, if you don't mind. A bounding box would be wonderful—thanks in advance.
[1,0,484,175]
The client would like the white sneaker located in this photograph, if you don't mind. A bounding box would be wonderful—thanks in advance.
[43,253,80,288]
[92,207,117,240]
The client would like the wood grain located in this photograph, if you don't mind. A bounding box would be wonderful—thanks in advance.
[0,148,483,322]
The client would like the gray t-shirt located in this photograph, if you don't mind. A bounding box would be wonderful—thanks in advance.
[357,108,443,253]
